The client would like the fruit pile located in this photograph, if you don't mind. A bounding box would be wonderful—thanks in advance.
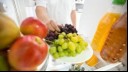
[45,24,88,59]
[0,12,88,71]
[45,24,77,43]
[0,13,48,71]
[59,24,77,34]
[49,32,88,59]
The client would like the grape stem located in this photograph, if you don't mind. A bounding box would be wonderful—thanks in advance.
[45,40,54,44]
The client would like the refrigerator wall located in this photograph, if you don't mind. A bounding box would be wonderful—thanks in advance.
[0,0,19,25]
[0,0,127,71]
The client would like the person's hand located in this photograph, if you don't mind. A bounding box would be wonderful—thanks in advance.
[45,20,60,32]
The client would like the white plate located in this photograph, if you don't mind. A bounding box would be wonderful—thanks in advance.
[54,43,93,64]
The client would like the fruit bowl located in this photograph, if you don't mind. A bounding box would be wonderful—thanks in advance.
[45,24,93,64]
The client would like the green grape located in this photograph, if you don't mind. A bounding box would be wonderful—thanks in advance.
[83,41,88,47]
[54,39,59,45]
[67,49,71,53]
[58,46,63,52]
[59,52,65,57]
[76,46,82,54]
[81,46,85,50]
[79,41,88,50]
[53,53,59,59]
[67,33,72,38]
[77,35,84,42]
[58,39,65,45]
[71,36,78,43]
[58,34,64,39]
[67,52,72,57]
[68,42,76,51]
[73,33,77,37]
[79,41,85,46]
[70,51,76,57]
[62,42,68,49]
[61,32,66,36]
[49,49,53,55]
[49,46,57,54]
[64,50,68,56]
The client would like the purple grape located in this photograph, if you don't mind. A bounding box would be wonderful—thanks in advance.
[45,24,78,44]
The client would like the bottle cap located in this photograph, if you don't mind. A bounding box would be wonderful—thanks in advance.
[112,0,126,5]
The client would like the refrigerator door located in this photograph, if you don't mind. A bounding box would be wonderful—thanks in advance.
[78,0,127,71]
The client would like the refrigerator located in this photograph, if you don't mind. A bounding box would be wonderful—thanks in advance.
[0,0,127,71]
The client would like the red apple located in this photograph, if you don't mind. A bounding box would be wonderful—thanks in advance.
[20,17,48,39]
[8,35,48,71]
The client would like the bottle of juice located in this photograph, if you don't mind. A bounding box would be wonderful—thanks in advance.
[91,0,126,52]
[100,12,127,63]
[85,54,99,67]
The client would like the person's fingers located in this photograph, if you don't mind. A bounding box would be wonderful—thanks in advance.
[49,23,55,31]
[50,20,60,32]
[58,24,63,27]
[46,22,55,31]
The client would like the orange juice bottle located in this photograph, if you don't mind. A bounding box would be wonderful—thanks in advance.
[91,0,126,52]
[85,54,99,67]
[100,13,127,63]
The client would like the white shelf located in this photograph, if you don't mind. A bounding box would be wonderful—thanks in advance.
[94,62,122,71]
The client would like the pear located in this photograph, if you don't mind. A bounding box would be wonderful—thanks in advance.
[0,51,10,71]
[0,12,20,50]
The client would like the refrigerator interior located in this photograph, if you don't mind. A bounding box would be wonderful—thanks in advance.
[0,0,127,71]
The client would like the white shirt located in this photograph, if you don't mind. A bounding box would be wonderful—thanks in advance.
[35,0,76,25]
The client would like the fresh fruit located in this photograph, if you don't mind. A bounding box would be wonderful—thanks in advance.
[71,36,78,43]
[8,35,48,71]
[62,42,68,49]
[53,53,59,59]
[20,17,48,39]
[0,51,10,71]
[68,42,76,51]
[59,24,77,34]
[0,13,20,50]
[45,24,77,43]
[48,32,88,59]
[67,33,73,38]
[59,52,65,57]
[70,51,76,57]
[58,34,64,39]
[61,32,66,36]
[49,46,57,54]
[45,24,88,59]
[58,39,65,45]
[76,46,82,54]
[57,46,63,52]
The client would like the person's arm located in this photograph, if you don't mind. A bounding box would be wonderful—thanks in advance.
[71,10,76,27]
[35,0,60,31]
[35,6,50,24]
[71,0,76,28]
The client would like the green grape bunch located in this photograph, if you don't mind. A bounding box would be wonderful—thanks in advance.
[49,32,88,59]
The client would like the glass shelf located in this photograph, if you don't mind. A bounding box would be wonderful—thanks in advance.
[40,54,123,71]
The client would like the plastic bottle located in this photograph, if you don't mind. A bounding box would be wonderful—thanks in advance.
[91,0,126,52]
[85,54,99,67]
[100,12,127,63]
